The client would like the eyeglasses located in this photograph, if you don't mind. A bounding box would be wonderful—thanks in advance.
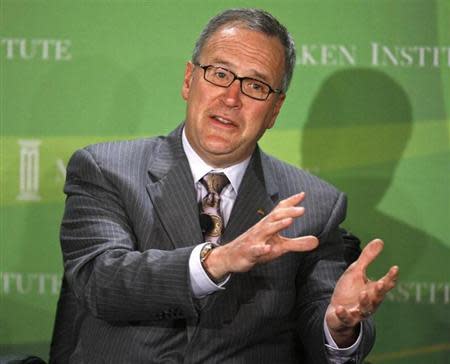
[195,63,282,101]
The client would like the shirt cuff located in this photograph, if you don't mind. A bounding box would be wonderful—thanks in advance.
[323,317,363,356]
[189,243,230,298]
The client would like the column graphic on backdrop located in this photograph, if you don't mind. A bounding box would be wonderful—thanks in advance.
[17,139,41,201]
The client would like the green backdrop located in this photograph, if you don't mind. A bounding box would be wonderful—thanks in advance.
[1,0,449,362]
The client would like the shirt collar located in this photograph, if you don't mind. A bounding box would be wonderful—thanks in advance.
[182,127,250,193]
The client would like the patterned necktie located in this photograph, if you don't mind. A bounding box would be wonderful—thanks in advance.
[199,173,230,244]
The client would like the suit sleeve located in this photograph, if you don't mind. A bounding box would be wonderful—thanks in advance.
[60,148,199,322]
[295,192,375,363]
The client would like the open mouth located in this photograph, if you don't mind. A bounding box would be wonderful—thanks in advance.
[211,114,236,127]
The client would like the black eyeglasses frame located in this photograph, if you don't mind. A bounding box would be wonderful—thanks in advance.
[194,63,282,101]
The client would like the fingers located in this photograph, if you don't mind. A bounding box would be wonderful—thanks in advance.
[373,265,400,296]
[226,192,315,270]
[354,266,400,320]
[276,235,319,253]
[330,292,376,328]
[276,192,305,208]
[355,239,384,272]
[384,265,400,286]
[267,206,305,223]
[257,212,301,239]
[256,192,307,238]
[334,305,360,327]
[269,192,306,223]
[257,192,318,254]
[329,303,371,331]
[250,236,318,263]
[358,291,374,319]
[355,288,381,320]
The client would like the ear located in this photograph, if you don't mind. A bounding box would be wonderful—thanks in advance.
[267,93,286,129]
[181,62,194,101]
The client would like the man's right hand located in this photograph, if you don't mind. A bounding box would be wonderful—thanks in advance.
[203,192,319,281]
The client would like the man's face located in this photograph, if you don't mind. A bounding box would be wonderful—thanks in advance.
[182,26,286,168]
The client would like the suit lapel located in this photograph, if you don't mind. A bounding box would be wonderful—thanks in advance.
[146,125,203,248]
[222,149,277,243]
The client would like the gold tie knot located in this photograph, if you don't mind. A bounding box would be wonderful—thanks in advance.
[201,173,229,195]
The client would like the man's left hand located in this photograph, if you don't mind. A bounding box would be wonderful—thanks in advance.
[325,239,399,347]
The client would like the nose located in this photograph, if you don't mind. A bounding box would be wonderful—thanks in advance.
[221,79,243,108]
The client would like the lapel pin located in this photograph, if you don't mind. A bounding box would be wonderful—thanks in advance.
[257,208,265,216]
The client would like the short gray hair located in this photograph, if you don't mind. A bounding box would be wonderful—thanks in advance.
[192,8,296,93]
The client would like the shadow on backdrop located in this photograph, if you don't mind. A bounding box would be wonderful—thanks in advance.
[301,68,450,358]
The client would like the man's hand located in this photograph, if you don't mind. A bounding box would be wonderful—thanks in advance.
[204,192,319,280]
[325,239,399,347]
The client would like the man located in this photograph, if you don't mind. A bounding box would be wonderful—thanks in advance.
[50,8,398,363]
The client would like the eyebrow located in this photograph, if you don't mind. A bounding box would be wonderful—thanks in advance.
[208,58,271,83]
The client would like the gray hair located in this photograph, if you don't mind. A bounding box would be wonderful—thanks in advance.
[192,8,296,93]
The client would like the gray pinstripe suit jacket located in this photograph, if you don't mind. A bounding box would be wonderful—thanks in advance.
[50,124,375,363]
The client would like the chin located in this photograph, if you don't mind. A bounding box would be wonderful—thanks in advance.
[203,138,234,152]
[205,146,234,157]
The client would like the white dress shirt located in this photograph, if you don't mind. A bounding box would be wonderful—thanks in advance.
[182,128,249,297]
[181,127,362,359]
